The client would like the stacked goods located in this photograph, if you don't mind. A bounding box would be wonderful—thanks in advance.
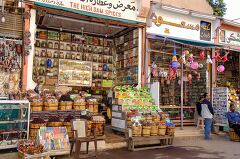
[47,116,62,127]
[63,115,75,139]
[228,88,240,108]
[73,97,86,110]
[86,97,98,114]
[30,118,46,138]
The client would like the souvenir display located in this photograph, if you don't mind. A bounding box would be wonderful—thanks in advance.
[33,29,113,87]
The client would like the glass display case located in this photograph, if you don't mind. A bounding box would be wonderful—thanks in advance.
[0,100,30,150]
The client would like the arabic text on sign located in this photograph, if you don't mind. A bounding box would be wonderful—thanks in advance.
[152,15,200,31]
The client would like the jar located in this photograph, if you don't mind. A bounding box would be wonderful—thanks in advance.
[98,55,103,63]
[35,40,40,47]
[98,64,102,71]
[54,42,59,49]
[66,44,71,51]
[103,73,108,79]
[40,59,45,66]
[77,45,82,52]
[93,47,98,53]
[104,48,109,55]
[60,43,64,50]
[53,60,58,67]
[88,46,92,53]
[108,57,112,63]
[82,53,86,61]
[35,50,39,56]
[59,52,65,59]
[93,55,97,62]
[83,45,87,52]
[103,56,107,63]
[47,51,52,58]
[71,53,76,59]
[66,52,71,59]
[72,45,76,51]
[41,50,46,57]
[41,41,46,48]
[54,51,58,58]
[93,72,98,79]
[48,42,53,48]
[76,53,82,60]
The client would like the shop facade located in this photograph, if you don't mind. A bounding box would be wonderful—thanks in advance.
[145,3,220,127]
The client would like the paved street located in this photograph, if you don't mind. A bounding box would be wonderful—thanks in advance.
[1,134,239,159]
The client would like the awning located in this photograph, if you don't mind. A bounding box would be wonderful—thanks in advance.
[147,34,224,48]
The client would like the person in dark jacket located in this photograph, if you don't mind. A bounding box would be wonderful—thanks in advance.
[199,93,214,140]
[196,96,204,116]
[226,104,240,137]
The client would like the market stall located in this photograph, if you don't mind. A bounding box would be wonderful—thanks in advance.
[145,3,222,127]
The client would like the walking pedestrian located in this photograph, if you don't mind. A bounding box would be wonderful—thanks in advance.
[198,93,214,140]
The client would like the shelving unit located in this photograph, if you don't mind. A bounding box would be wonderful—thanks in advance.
[34,29,114,88]
[115,29,139,85]
[0,100,30,150]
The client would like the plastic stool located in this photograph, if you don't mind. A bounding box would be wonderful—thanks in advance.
[197,117,204,129]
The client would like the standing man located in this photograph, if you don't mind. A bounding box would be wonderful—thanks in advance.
[199,93,214,140]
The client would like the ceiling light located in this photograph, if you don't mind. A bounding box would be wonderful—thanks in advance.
[162,5,189,15]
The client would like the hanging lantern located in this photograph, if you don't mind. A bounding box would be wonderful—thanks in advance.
[217,65,225,73]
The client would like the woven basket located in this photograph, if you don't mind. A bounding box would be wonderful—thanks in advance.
[132,126,142,137]
[87,105,94,112]
[166,126,175,136]
[44,102,59,107]
[158,126,166,136]
[150,125,158,136]
[59,101,73,106]
[43,106,58,111]
[31,106,43,112]
[142,126,151,136]
[47,122,62,127]
[59,105,72,110]
[63,122,72,132]
[229,130,240,142]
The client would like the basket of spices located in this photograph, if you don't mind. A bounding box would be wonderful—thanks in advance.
[47,116,62,127]
[59,101,73,110]
[142,121,151,137]
[166,122,175,136]
[73,97,86,110]
[150,122,159,136]
[158,123,167,136]
[31,98,43,112]
[43,96,58,111]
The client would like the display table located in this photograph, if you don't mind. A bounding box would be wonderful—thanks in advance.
[128,135,174,151]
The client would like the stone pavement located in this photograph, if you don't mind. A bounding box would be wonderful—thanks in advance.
[1,134,239,159]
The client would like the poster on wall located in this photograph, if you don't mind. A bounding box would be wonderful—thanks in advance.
[58,59,92,86]
[38,127,70,150]
[212,87,229,126]
[200,21,211,41]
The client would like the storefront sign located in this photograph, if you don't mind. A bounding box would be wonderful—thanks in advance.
[31,0,145,22]
[147,8,213,42]
[200,21,211,41]
[152,15,200,31]
[219,30,240,46]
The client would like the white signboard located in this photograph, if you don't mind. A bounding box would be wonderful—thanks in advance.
[212,87,229,126]
[219,30,240,46]
[31,0,145,22]
[147,7,213,42]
